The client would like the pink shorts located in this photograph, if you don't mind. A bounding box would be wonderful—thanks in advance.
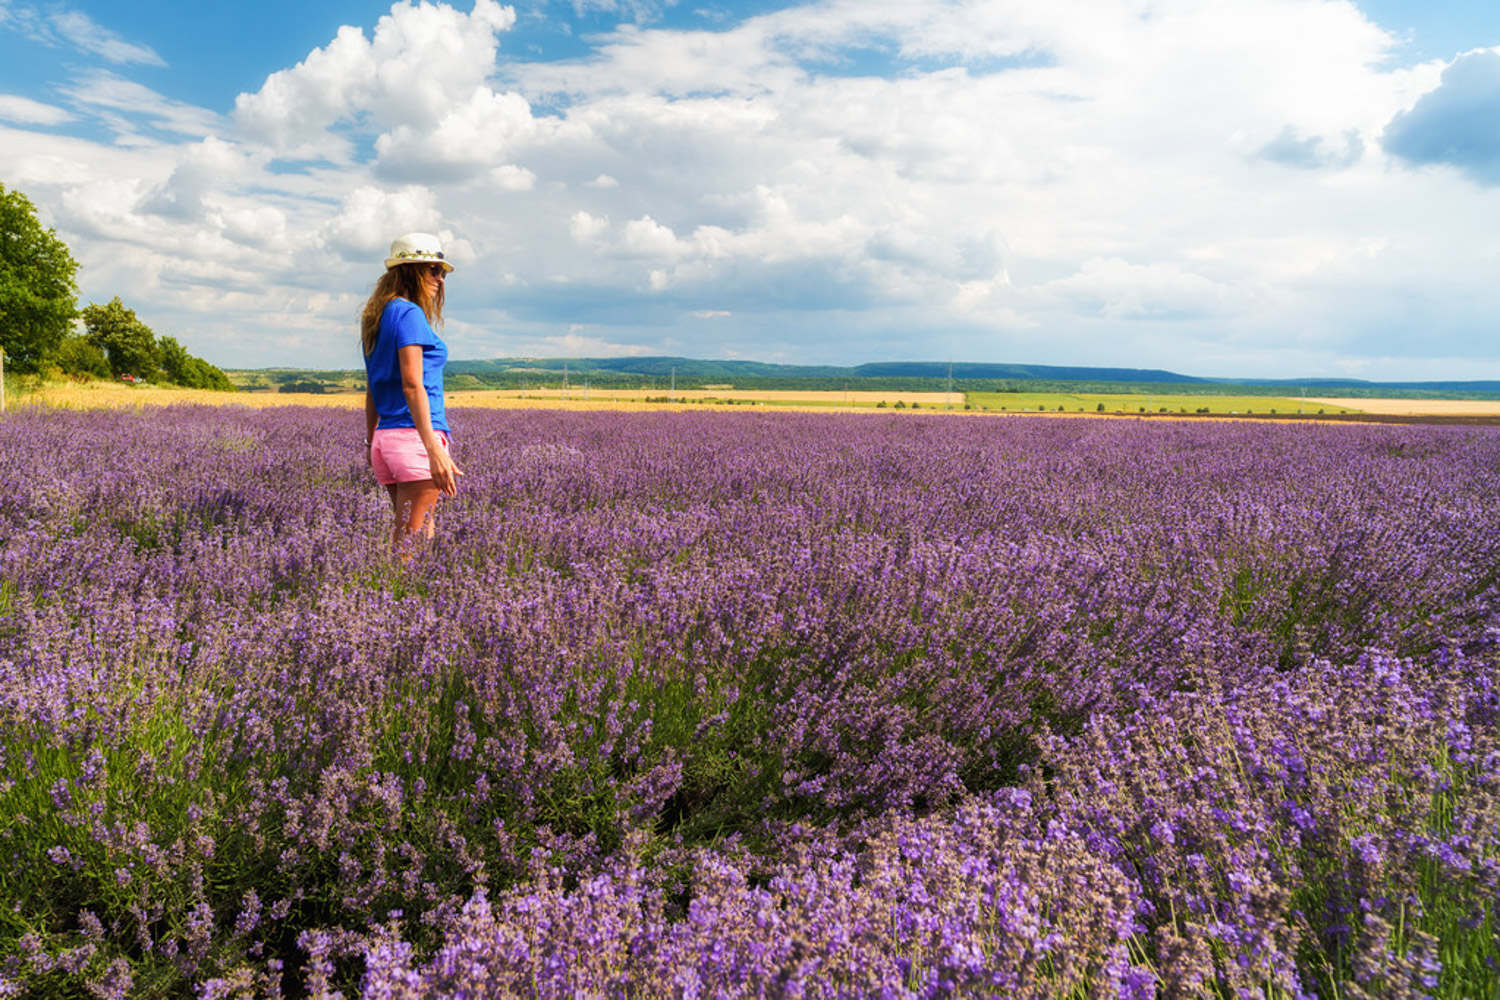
[370,428,450,485]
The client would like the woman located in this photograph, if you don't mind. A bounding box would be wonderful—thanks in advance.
[362,232,463,548]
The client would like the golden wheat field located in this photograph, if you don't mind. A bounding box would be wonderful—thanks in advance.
[1302,397,1500,417]
[8,381,1499,419]
[6,382,363,410]
[7,382,962,414]
[472,387,963,407]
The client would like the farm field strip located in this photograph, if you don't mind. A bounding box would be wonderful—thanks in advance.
[5,381,364,410]
[5,383,960,413]
[1304,396,1500,416]
[1,405,1496,997]
[967,390,1361,414]
[471,387,965,406]
[12,381,1497,419]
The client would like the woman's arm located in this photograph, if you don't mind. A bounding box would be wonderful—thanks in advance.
[397,344,462,495]
[364,388,378,459]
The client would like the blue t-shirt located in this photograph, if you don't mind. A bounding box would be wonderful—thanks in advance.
[365,298,449,435]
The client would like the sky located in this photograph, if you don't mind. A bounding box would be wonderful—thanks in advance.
[2,0,1499,380]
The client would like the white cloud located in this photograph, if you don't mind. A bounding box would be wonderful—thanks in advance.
[534,329,654,356]
[375,86,539,179]
[1039,258,1235,321]
[59,71,222,138]
[569,210,609,242]
[139,137,262,220]
[4,0,1500,377]
[217,204,289,247]
[49,9,164,66]
[0,94,72,125]
[234,0,519,159]
[490,164,536,190]
[0,4,163,65]
[321,184,444,258]
[621,215,684,257]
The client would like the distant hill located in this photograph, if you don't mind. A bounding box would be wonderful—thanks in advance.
[447,356,1209,384]
[230,356,1500,399]
[1202,376,1500,393]
[852,361,1208,383]
[448,356,850,379]
[445,356,1499,395]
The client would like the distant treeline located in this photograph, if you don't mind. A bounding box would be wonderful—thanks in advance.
[446,357,1206,385]
[225,356,1500,400]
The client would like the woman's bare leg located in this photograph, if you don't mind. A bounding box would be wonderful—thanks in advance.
[391,479,442,549]
[385,484,400,547]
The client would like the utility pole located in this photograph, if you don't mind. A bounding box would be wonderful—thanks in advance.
[670,366,676,399]
[946,361,954,409]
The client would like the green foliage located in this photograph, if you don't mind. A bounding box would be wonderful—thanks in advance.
[970,391,1361,415]
[77,300,233,390]
[0,183,79,373]
[160,336,234,390]
[191,356,234,392]
[280,380,328,394]
[157,335,194,384]
[49,335,111,379]
[82,298,161,380]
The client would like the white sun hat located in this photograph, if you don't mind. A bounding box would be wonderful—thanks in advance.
[384,232,454,272]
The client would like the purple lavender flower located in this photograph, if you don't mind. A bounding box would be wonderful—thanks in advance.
[0,406,1494,997]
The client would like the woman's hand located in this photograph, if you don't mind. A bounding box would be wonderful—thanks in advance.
[429,441,463,496]
[395,344,462,494]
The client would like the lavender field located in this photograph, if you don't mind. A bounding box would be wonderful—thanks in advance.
[1,405,1496,999]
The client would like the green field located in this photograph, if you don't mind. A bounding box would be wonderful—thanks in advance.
[966,391,1361,415]
[218,370,1365,417]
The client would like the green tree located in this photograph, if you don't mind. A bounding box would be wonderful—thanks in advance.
[158,334,192,383]
[81,297,161,379]
[159,335,234,390]
[51,334,111,379]
[0,184,79,372]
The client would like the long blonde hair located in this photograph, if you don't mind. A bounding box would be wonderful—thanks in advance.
[360,263,445,356]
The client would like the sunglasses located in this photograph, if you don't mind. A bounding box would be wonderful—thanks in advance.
[426,263,447,279]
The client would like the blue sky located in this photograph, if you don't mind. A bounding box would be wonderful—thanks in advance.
[2,0,1499,380]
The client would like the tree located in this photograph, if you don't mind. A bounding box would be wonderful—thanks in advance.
[81,297,161,379]
[158,334,193,383]
[0,183,79,372]
[185,356,235,392]
[51,335,111,379]
[159,335,234,390]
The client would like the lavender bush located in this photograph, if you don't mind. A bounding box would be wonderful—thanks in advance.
[0,406,1495,997]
